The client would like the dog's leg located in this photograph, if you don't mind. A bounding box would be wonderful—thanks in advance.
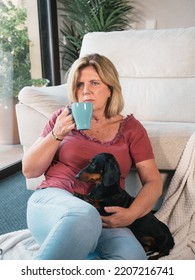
[148,252,167,260]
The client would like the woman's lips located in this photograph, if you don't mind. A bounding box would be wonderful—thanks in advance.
[83,99,94,102]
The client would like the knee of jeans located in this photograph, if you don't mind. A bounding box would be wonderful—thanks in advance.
[78,203,102,229]
[72,204,102,241]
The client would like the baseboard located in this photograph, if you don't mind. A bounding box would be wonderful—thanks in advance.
[0,161,22,180]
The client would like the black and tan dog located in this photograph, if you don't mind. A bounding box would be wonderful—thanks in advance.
[75,152,174,260]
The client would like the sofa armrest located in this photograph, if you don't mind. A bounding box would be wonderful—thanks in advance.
[18,84,69,118]
[16,84,70,148]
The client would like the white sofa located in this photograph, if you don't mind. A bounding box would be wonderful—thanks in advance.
[16,27,195,208]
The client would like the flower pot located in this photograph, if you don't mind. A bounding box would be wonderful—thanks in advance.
[0,97,20,145]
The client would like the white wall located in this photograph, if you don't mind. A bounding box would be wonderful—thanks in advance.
[133,0,195,29]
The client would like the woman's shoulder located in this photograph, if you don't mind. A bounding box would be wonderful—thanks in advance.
[120,114,147,140]
[122,114,144,129]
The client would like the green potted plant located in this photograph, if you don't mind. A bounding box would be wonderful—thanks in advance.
[31,78,50,87]
[0,1,30,144]
[0,1,51,145]
[0,2,50,96]
[0,2,50,145]
[0,1,31,99]
[58,0,134,74]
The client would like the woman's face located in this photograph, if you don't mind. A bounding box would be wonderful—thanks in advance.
[76,66,111,115]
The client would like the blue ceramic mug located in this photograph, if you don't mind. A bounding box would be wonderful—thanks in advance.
[71,102,93,130]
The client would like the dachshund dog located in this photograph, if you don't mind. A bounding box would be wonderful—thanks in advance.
[75,153,174,260]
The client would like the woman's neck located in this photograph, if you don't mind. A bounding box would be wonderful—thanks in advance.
[92,112,108,123]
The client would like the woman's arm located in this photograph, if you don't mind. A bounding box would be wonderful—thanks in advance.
[22,108,75,178]
[102,158,163,228]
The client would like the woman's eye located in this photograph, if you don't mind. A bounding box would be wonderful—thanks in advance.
[76,82,83,88]
[91,81,99,86]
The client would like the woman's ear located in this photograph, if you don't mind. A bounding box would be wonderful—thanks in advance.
[109,86,113,93]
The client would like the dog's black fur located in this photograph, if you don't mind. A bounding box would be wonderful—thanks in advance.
[75,152,174,260]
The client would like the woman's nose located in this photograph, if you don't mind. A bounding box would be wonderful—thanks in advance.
[83,84,91,95]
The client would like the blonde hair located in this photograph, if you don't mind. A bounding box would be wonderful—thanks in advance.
[67,53,124,118]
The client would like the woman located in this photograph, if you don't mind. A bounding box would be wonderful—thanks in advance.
[23,53,162,260]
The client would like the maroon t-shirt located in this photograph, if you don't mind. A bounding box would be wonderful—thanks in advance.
[38,109,154,195]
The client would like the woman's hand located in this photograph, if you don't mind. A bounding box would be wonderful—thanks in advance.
[101,206,134,228]
[52,108,75,140]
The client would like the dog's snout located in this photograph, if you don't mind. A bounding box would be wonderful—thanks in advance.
[75,168,103,184]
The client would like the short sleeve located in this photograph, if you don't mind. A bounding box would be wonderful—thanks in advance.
[123,115,154,164]
[40,108,64,137]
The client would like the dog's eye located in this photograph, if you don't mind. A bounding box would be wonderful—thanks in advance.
[90,162,96,168]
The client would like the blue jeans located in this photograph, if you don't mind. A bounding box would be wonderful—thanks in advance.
[27,188,147,260]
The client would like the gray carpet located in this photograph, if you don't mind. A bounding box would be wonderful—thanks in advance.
[0,171,33,235]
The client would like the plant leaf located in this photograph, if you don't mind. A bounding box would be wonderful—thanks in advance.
[58,0,134,73]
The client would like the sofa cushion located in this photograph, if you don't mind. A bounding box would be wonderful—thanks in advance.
[80,27,195,78]
[120,78,195,122]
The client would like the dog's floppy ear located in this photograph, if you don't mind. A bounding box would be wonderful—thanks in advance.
[103,158,120,186]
